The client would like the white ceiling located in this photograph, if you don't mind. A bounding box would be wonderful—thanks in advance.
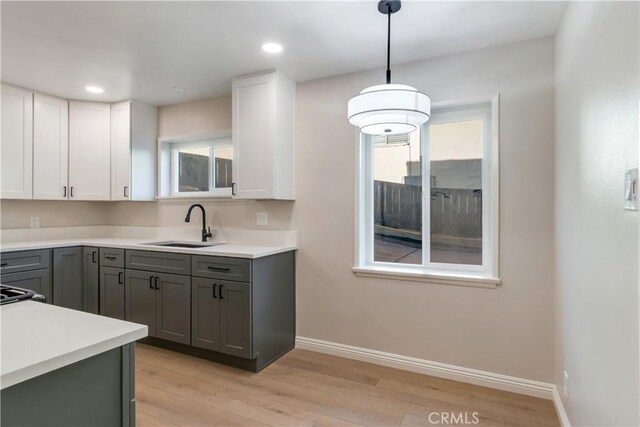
[1,1,566,106]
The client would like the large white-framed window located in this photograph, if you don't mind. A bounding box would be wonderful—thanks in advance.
[157,131,233,199]
[354,96,500,288]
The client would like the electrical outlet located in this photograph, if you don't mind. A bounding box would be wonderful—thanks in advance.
[30,217,40,229]
[563,371,569,399]
[257,212,268,226]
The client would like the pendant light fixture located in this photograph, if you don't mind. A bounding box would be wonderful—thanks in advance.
[347,0,431,135]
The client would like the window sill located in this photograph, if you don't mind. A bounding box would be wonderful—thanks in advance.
[352,266,501,289]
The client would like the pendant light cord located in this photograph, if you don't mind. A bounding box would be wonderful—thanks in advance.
[386,4,392,84]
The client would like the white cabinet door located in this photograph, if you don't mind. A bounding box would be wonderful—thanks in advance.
[232,73,274,199]
[68,101,111,200]
[1,84,33,199]
[33,93,68,200]
[111,101,131,200]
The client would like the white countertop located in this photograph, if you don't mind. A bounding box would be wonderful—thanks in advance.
[1,301,147,389]
[0,238,297,259]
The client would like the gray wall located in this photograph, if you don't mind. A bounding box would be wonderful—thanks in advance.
[554,2,639,425]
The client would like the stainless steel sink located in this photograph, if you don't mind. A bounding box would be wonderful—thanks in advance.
[143,241,223,249]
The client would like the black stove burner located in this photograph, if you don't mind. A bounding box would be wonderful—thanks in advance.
[0,284,45,305]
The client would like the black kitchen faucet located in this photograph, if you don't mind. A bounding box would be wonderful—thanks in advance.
[185,204,213,242]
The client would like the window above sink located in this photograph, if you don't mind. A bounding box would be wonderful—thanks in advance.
[157,131,233,199]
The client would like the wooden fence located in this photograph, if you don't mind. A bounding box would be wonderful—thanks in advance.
[374,181,482,241]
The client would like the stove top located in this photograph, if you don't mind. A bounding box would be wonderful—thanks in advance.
[0,285,45,305]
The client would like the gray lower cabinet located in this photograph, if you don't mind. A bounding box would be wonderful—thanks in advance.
[0,269,52,302]
[191,278,220,351]
[100,248,125,268]
[126,269,191,345]
[1,344,135,427]
[0,249,50,274]
[191,278,251,358]
[82,247,100,314]
[125,270,157,335]
[219,280,252,358]
[125,250,191,275]
[100,267,125,320]
[155,272,191,345]
[53,247,83,310]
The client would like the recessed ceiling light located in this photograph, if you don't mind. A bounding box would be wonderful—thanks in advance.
[261,42,283,54]
[172,86,185,93]
[85,86,104,94]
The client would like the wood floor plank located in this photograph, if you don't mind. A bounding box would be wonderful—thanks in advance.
[137,346,370,426]
[401,412,504,427]
[134,344,560,427]
[137,364,314,427]
[137,386,269,426]
[263,362,506,426]
[377,379,558,425]
[137,409,179,427]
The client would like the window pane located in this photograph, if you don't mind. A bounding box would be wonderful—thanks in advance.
[213,146,233,188]
[373,130,422,264]
[429,119,482,265]
[178,147,209,192]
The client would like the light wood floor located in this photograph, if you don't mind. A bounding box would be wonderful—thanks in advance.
[135,344,560,427]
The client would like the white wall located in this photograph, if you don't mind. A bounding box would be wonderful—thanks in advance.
[0,200,108,229]
[0,37,556,384]
[554,3,639,426]
[294,37,555,382]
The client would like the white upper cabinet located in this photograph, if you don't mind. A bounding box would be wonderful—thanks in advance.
[1,84,33,199]
[232,71,295,200]
[68,101,111,200]
[33,93,69,200]
[110,101,131,200]
[110,100,157,201]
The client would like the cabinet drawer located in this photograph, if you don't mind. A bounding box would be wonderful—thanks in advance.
[0,269,52,303]
[100,248,125,268]
[192,256,251,282]
[0,249,51,274]
[125,250,191,275]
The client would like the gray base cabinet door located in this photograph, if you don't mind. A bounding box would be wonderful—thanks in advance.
[219,280,252,358]
[53,247,83,310]
[0,269,52,303]
[156,272,191,345]
[82,247,100,314]
[125,270,191,345]
[125,269,157,336]
[191,278,220,351]
[100,267,125,320]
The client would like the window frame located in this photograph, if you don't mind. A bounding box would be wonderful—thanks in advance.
[170,138,233,197]
[157,130,233,200]
[354,95,500,288]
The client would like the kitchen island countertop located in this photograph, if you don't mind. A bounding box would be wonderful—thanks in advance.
[1,301,147,389]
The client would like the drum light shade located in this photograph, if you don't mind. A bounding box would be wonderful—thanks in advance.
[347,84,431,135]
[347,1,431,136]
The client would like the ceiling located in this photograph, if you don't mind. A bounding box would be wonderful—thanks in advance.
[1,1,566,106]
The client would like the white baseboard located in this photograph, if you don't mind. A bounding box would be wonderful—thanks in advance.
[295,336,556,400]
[551,386,571,427]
